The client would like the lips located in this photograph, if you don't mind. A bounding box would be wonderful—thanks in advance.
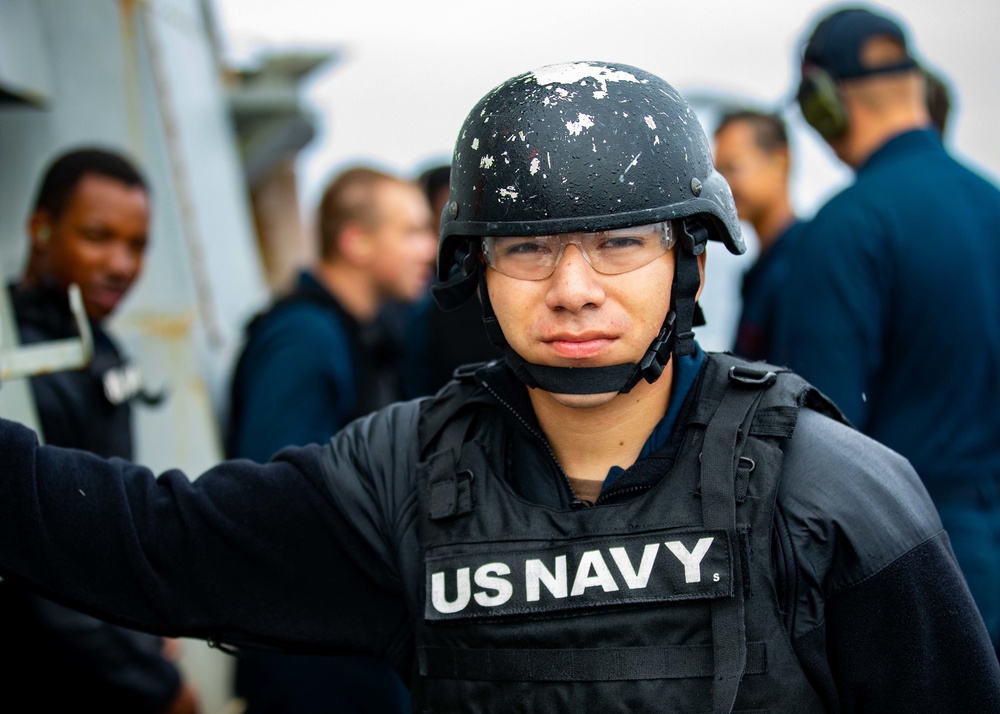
[85,284,128,317]
[542,331,617,359]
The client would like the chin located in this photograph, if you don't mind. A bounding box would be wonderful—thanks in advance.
[542,390,621,409]
[84,302,114,322]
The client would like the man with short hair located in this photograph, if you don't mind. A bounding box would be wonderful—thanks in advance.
[228,166,436,462]
[15,148,151,454]
[713,110,802,361]
[2,148,198,713]
[401,164,502,397]
[781,6,1000,653]
[227,166,436,713]
[0,64,998,713]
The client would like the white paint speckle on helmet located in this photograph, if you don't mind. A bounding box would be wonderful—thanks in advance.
[565,113,595,136]
[531,62,643,97]
[498,186,519,202]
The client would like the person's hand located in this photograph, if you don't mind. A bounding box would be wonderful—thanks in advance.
[158,680,200,714]
[161,636,182,661]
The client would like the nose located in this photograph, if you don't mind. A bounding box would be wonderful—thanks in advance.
[105,242,141,281]
[544,243,606,313]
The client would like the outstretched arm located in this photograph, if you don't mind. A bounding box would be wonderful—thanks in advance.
[0,408,414,667]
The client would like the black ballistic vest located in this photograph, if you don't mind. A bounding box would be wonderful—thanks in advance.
[414,355,830,713]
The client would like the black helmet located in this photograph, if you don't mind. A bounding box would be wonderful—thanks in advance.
[433,61,744,395]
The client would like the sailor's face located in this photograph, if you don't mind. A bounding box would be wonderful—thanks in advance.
[714,119,787,226]
[368,182,437,303]
[33,173,149,322]
[486,232,679,400]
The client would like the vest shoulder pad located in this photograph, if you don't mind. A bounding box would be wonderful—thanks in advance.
[704,353,849,429]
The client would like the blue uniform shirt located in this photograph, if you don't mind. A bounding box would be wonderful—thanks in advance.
[733,220,805,362]
[603,345,706,491]
[778,129,1000,492]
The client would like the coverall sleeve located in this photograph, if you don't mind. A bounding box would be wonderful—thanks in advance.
[0,409,413,666]
[230,306,353,462]
[24,594,183,711]
[777,198,891,427]
[775,409,1000,710]
[28,371,87,451]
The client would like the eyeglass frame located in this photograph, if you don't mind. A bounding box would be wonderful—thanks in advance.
[480,221,676,281]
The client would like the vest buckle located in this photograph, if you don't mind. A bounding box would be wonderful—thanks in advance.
[728,365,777,388]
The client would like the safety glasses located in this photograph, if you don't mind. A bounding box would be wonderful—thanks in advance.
[481,221,675,281]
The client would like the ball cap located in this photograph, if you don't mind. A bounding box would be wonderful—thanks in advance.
[803,6,918,80]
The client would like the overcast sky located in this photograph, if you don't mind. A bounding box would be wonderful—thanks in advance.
[213,0,999,213]
[211,0,1000,348]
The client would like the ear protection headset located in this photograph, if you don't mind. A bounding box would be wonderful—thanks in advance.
[797,64,849,141]
[797,8,920,143]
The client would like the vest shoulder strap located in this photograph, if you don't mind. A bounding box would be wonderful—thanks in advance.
[699,356,771,713]
[697,353,849,435]
[417,379,481,457]
[695,352,847,714]
[417,379,486,521]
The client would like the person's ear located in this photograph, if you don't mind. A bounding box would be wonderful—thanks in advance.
[771,147,791,176]
[29,211,53,249]
[337,222,375,265]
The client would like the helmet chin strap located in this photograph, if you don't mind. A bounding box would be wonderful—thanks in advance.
[478,226,705,396]
[500,310,677,395]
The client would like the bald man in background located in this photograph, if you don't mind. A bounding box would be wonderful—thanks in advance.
[781,6,1000,654]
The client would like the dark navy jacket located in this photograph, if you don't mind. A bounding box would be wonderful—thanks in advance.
[0,354,997,711]
[228,270,397,463]
[2,282,182,713]
[9,282,135,458]
[733,220,805,363]
[778,129,1000,492]
[226,270,409,714]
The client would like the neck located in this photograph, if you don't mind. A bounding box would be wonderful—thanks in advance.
[20,252,47,289]
[18,274,39,290]
[752,200,795,254]
[843,118,928,169]
[529,366,673,483]
[839,93,931,169]
[312,259,380,323]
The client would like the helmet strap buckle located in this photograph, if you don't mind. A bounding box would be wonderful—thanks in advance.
[680,218,710,255]
[638,312,676,385]
[431,240,481,312]
[672,232,705,358]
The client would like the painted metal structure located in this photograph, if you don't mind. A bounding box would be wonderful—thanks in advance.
[0,0,291,709]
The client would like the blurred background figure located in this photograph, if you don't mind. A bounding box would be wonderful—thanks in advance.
[419,164,452,228]
[781,5,1000,654]
[400,163,502,397]
[226,165,435,714]
[923,67,952,138]
[0,148,199,714]
[713,110,803,362]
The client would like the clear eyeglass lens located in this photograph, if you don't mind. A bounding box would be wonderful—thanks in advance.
[482,222,674,280]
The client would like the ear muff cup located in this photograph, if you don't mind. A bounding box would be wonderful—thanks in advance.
[798,66,849,140]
